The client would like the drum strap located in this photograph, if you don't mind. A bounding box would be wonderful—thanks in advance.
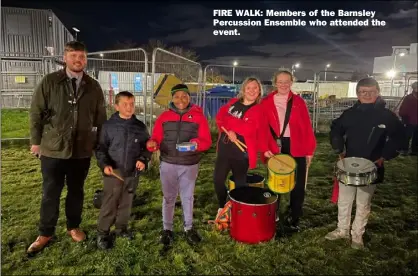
[270,96,293,145]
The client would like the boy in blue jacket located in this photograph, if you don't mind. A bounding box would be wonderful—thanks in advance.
[95,91,151,249]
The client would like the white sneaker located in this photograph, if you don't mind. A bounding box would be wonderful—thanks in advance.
[325,229,349,240]
[351,234,364,249]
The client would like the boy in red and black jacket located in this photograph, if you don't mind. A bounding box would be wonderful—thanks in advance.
[147,84,212,247]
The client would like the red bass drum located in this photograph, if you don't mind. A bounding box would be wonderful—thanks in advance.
[229,186,278,244]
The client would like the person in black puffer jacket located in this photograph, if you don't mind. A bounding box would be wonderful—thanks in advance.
[325,78,406,250]
[95,91,151,249]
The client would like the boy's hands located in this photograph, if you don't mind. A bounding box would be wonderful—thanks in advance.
[136,161,145,171]
[146,140,158,152]
[104,166,113,176]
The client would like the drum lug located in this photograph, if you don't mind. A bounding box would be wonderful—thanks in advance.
[252,213,257,217]
[238,210,242,215]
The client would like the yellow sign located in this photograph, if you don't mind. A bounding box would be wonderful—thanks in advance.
[15,76,26,83]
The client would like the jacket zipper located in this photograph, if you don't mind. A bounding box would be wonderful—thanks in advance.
[176,113,185,156]
[123,125,129,175]
[367,126,375,145]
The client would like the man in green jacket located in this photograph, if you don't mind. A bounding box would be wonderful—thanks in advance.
[27,41,107,254]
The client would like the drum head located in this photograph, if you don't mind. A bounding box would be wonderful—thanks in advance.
[178,142,195,147]
[176,142,196,151]
[229,186,277,205]
[337,157,376,173]
[267,154,296,174]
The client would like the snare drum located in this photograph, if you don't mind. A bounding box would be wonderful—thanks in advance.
[267,154,297,194]
[176,142,197,152]
[335,157,377,186]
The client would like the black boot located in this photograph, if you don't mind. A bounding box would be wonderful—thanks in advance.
[284,215,301,233]
[97,233,112,250]
[115,228,134,240]
[184,228,202,245]
[159,230,174,246]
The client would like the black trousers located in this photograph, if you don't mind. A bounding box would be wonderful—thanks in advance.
[213,154,249,208]
[97,176,139,235]
[276,137,307,221]
[39,156,91,237]
[405,124,418,154]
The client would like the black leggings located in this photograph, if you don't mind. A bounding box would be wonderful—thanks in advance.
[276,137,307,220]
[213,154,249,208]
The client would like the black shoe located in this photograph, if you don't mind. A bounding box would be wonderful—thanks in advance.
[160,230,174,246]
[97,234,111,250]
[184,228,202,245]
[115,229,134,240]
[284,216,301,233]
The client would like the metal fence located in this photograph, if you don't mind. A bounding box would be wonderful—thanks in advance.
[310,70,417,133]
[85,49,148,120]
[0,56,44,108]
[1,49,417,138]
[150,47,203,130]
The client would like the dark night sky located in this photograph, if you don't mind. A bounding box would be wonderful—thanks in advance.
[3,0,418,79]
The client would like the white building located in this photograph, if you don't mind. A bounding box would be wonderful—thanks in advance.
[373,43,417,76]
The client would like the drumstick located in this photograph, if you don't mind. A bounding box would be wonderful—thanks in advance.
[358,164,376,172]
[235,139,247,149]
[272,155,293,169]
[305,165,310,190]
[233,140,246,152]
[111,171,124,182]
[221,126,246,152]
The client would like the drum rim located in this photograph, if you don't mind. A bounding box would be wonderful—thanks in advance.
[176,142,196,150]
[335,169,376,177]
[228,188,278,206]
[339,180,373,186]
[336,157,376,173]
[267,153,297,174]
[267,184,295,194]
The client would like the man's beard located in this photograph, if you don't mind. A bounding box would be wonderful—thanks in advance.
[67,63,85,73]
[68,66,84,73]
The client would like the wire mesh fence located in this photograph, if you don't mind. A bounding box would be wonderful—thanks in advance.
[85,49,148,120]
[0,56,44,108]
[1,47,417,139]
[150,47,203,130]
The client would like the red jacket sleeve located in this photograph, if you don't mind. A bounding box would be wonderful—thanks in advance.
[150,113,165,150]
[299,99,316,155]
[190,114,212,152]
[215,99,235,132]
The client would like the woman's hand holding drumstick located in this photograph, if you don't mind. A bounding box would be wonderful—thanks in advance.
[221,126,246,152]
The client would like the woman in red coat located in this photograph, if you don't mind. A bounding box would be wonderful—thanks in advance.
[260,70,316,231]
[213,77,267,216]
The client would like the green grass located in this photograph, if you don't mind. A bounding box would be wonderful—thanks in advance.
[1,109,30,139]
[1,134,417,275]
[1,109,117,140]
